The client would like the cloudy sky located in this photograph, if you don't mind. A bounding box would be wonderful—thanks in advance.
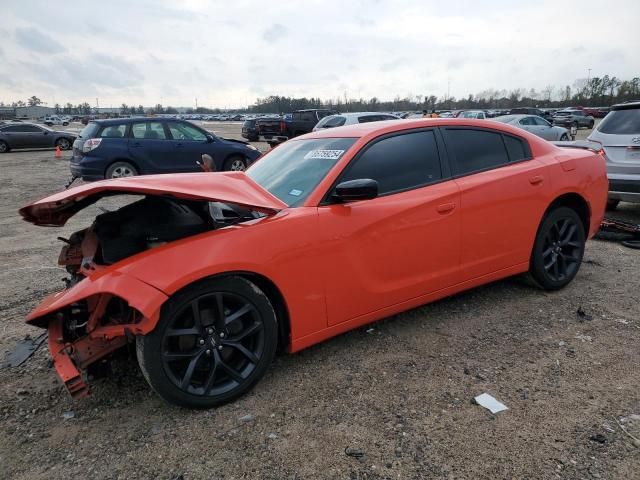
[1,0,638,108]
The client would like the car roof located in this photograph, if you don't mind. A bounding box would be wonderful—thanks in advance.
[329,112,397,118]
[611,101,640,111]
[90,117,176,125]
[301,118,557,150]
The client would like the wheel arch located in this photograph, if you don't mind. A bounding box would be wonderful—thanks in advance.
[543,192,591,235]
[167,271,292,352]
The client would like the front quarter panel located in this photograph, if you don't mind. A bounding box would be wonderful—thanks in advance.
[117,207,327,341]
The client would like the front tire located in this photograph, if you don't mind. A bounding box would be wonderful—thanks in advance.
[105,161,138,179]
[136,276,278,408]
[529,207,585,290]
[0,140,9,153]
[560,133,569,141]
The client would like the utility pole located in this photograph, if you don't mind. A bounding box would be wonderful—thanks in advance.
[587,68,592,98]
[195,97,198,110]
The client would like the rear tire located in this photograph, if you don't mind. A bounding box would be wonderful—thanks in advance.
[105,161,138,179]
[223,155,247,171]
[589,121,594,129]
[529,207,585,290]
[136,276,278,408]
[0,140,9,153]
[606,199,619,211]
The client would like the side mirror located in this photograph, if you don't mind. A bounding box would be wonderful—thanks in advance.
[206,134,215,143]
[333,179,378,202]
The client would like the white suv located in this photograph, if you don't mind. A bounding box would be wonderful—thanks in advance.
[588,101,640,209]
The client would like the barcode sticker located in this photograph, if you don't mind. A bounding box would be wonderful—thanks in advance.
[303,149,345,160]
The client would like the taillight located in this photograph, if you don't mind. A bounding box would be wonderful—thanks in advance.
[280,121,285,132]
[82,138,102,153]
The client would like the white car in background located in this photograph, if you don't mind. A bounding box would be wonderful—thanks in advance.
[312,112,400,131]
[494,114,571,141]
[587,101,640,209]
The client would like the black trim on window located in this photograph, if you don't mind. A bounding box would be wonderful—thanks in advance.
[321,128,452,205]
[440,126,533,179]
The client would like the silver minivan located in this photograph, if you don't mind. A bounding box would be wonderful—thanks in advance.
[588,101,640,209]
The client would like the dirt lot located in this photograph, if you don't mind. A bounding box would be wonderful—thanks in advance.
[1,122,639,479]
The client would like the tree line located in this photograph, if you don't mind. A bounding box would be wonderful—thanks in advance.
[2,74,638,114]
[248,75,640,113]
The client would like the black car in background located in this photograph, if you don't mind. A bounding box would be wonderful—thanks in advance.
[0,123,76,153]
[241,118,259,141]
[70,118,262,180]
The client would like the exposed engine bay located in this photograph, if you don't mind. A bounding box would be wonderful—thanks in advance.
[59,195,262,282]
[47,195,264,397]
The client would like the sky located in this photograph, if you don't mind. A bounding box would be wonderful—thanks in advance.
[1,0,638,109]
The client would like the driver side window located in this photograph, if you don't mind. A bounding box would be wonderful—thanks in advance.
[339,130,442,196]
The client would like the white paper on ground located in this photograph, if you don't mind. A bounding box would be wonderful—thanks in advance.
[474,393,508,414]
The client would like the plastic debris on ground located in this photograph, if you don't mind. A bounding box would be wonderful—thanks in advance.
[2,333,47,368]
[474,393,508,414]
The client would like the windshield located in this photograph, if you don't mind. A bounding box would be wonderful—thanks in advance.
[247,137,357,206]
[597,109,640,135]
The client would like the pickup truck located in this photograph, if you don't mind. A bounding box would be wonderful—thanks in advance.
[256,109,338,144]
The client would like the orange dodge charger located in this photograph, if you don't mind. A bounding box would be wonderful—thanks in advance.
[20,118,608,408]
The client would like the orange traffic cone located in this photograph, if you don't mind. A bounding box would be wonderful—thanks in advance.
[55,146,62,158]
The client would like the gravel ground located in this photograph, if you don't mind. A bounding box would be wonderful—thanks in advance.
[0,121,638,480]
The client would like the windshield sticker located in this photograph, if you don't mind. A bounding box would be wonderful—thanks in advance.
[288,189,303,197]
[303,149,345,160]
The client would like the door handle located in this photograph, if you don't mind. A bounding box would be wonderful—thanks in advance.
[436,202,456,214]
[529,175,544,185]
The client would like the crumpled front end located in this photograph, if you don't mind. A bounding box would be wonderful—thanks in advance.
[31,273,168,398]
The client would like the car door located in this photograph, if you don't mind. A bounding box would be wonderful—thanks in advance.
[517,116,537,135]
[128,121,175,174]
[166,121,212,172]
[531,116,556,140]
[317,129,461,326]
[3,124,49,148]
[441,127,550,281]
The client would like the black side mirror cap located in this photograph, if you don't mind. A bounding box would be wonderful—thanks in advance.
[206,134,215,143]
[333,179,378,202]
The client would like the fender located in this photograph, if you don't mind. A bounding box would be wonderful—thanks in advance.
[27,270,168,331]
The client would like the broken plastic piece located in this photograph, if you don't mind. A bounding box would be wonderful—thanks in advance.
[3,332,47,367]
[474,393,508,414]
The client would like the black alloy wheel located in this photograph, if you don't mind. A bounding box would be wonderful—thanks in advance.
[137,276,277,408]
[529,207,585,290]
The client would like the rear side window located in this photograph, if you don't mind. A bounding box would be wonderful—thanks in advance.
[2,125,42,132]
[598,109,640,134]
[358,115,380,123]
[321,116,346,128]
[340,130,442,195]
[100,124,127,138]
[131,122,167,139]
[445,129,509,175]
[503,135,530,162]
[78,122,99,139]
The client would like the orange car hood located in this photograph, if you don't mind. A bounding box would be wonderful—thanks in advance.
[19,172,287,226]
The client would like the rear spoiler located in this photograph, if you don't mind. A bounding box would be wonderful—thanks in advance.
[551,140,604,153]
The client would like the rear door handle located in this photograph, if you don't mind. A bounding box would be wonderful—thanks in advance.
[529,175,544,185]
[436,202,456,214]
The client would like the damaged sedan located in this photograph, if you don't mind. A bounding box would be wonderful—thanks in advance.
[20,118,608,408]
